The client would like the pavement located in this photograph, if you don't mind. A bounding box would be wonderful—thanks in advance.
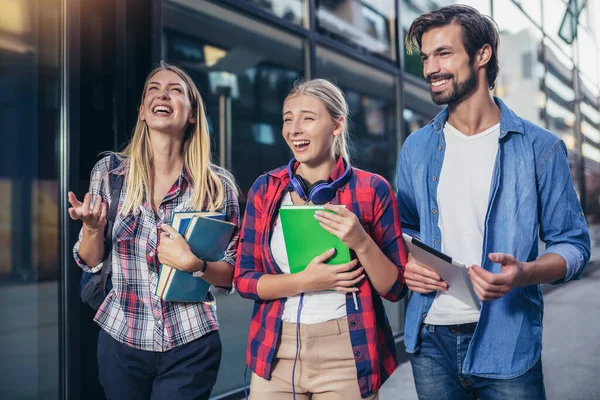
[379,262,600,400]
[1,261,597,400]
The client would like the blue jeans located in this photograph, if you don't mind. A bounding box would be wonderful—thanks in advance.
[409,324,546,400]
[97,329,222,400]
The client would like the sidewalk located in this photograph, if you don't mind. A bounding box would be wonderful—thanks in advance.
[379,262,600,400]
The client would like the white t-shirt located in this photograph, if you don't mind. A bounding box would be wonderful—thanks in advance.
[271,192,347,324]
[424,122,500,325]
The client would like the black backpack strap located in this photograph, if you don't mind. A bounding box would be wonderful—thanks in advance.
[100,154,124,294]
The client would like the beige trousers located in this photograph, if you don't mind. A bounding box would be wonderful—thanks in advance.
[249,318,378,400]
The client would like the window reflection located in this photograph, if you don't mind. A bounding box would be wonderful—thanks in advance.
[577,0,595,32]
[578,28,599,95]
[244,0,305,25]
[403,108,431,137]
[585,167,600,229]
[494,0,545,127]
[318,0,396,59]
[543,0,574,58]
[0,0,61,398]
[163,0,304,395]
[317,46,397,185]
[512,0,541,26]
[543,36,577,149]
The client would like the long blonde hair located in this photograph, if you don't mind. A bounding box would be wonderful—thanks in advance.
[285,78,352,164]
[117,61,237,215]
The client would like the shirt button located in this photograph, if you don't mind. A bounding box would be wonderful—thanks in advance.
[438,145,442,151]
[432,176,437,182]
[351,321,356,327]
[432,208,437,214]
[355,351,361,357]
[434,240,439,246]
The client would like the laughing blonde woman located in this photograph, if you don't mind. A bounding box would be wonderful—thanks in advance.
[234,79,407,399]
[69,61,239,400]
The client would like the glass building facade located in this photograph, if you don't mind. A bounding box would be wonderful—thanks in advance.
[0,0,598,399]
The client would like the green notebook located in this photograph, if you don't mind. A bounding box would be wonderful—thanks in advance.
[279,205,351,274]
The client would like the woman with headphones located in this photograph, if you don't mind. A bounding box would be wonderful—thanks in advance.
[234,79,407,399]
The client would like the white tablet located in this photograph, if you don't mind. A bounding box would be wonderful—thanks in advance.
[402,233,481,310]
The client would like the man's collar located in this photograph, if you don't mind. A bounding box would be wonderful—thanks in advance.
[431,96,524,139]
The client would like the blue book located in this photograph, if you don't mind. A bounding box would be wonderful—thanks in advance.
[156,211,233,302]
[172,211,225,234]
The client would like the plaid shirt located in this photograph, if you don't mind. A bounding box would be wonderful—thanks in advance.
[234,157,407,397]
[73,155,240,352]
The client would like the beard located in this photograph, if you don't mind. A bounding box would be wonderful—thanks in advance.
[428,66,478,106]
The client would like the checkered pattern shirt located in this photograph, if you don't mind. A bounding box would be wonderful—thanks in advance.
[73,155,240,352]
[234,157,407,397]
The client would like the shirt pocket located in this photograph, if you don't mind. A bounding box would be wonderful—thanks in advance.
[113,213,140,242]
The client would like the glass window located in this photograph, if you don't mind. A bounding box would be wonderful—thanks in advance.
[544,36,574,71]
[577,0,595,32]
[513,0,542,26]
[316,46,403,333]
[543,37,576,147]
[317,0,396,59]
[494,0,546,127]
[577,27,599,96]
[163,0,304,395]
[316,46,398,185]
[403,108,432,137]
[581,101,600,126]
[243,0,305,25]
[581,99,600,184]
[582,120,600,147]
[0,0,61,398]
[543,0,574,57]
[400,0,491,80]
[584,163,600,228]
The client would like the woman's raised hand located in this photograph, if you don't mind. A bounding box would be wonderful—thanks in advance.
[299,248,364,293]
[68,191,107,233]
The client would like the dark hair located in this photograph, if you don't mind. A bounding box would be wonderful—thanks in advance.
[406,5,500,90]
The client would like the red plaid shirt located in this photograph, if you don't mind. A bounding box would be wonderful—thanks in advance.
[234,157,407,397]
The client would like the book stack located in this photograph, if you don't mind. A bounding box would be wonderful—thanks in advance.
[155,211,235,302]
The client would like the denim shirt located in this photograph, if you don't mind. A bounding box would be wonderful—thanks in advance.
[397,97,591,378]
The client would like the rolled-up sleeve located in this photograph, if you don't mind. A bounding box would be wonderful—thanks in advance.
[72,158,110,273]
[233,177,268,301]
[538,140,591,283]
[73,230,104,273]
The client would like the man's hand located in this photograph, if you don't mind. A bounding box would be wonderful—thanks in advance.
[467,253,531,301]
[404,252,448,294]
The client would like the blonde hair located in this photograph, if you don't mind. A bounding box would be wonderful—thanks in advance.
[117,61,237,215]
[285,78,352,163]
